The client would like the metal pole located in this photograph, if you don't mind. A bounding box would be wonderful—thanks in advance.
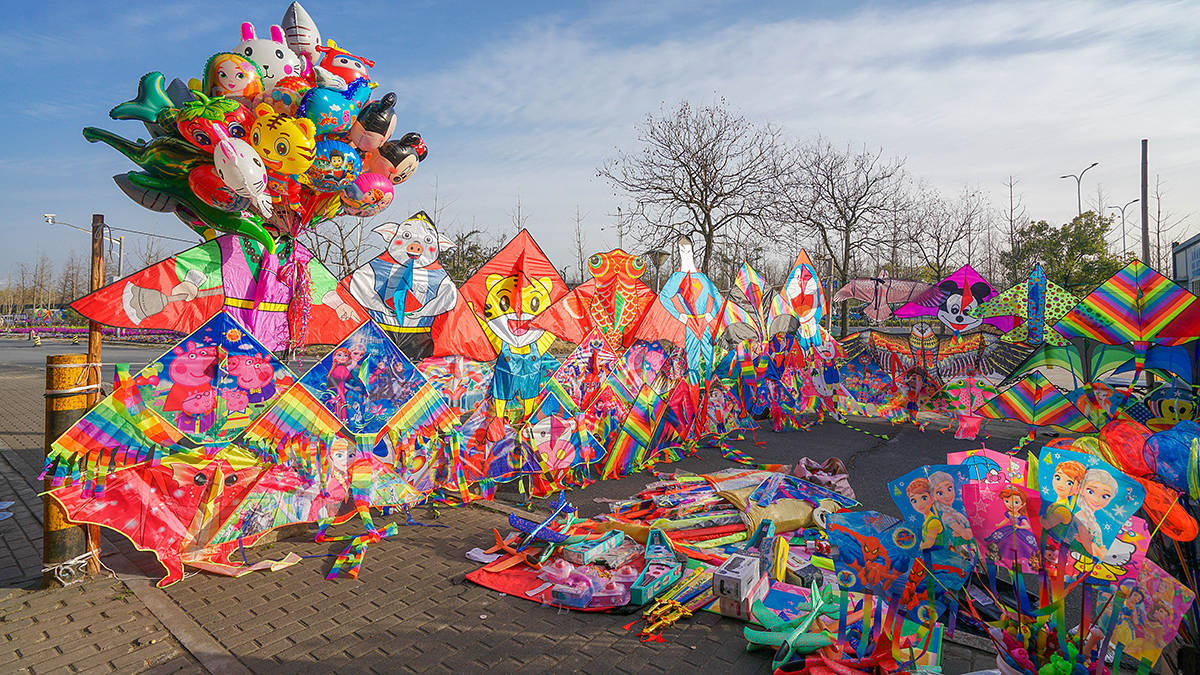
[1075,176,1082,217]
[43,354,95,587]
[1141,140,1150,265]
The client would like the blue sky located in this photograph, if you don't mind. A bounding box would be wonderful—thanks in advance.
[4,0,1200,282]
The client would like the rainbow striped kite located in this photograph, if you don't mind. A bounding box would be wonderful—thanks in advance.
[1055,261,1196,346]
[977,372,1097,433]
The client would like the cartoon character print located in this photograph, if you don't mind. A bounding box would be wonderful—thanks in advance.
[220,387,249,413]
[936,279,991,334]
[235,23,304,90]
[478,274,555,351]
[340,172,393,217]
[225,353,278,404]
[524,416,578,471]
[347,212,457,332]
[783,260,823,346]
[177,388,217,434]
[367,358,418,403]
[162,341,219,413]
[304,140,360,191]
[249,104,317,175]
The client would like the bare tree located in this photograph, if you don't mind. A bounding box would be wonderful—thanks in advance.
[907,186,987,281]
[302,217,372,279]
[137,237,170,267]
[573,205,588,284]
[774,138,910,335]
[57,253,87,304]
[1151,174,1189,274]
[999,176,1028,285]
[510,193,529,235]
[598,99,785,274]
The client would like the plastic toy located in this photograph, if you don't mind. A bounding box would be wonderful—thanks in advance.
[562,530,625,565]
[550,573,593,609]
[509,492,577,551]
[629,528,683,605]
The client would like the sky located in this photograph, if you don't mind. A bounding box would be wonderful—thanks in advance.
[3,0,1200,284]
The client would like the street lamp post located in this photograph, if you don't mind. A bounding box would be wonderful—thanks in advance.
[1059,162,1099,217]
[43,214,124,282]
[1107,198,1139,258]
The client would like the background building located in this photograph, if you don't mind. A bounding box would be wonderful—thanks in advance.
[1174,233,1200,295]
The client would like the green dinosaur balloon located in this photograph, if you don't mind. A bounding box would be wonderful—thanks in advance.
[82,127,208,180]
[109,71,177,128]
[117,172,276,254]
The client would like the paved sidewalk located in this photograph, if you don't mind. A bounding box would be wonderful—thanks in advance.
[0,342,1008,673]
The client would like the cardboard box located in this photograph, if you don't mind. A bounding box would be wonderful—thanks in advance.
[713,553,760,599]
[717,573,769,620]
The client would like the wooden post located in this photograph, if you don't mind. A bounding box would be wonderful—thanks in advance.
[88,215,104,408]
[43,354,93,587]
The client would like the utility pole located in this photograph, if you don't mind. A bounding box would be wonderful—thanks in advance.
[1141,140,1150,265]
[88,215,104,407]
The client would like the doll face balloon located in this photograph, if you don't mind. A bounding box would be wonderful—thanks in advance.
[341,172,393,217]
[201,53,263,102]
[305,140,360,192]
[236,23,303,90]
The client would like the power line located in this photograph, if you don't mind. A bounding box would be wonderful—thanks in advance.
[104,225,196,244]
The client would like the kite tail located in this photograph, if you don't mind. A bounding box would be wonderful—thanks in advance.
[836,417,890,441]
[279,254,313,353]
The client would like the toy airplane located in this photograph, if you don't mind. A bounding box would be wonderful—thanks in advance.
[510,492,577,552]
[743,580,837,670]
[561,530,625,565]
[630,528,683,605]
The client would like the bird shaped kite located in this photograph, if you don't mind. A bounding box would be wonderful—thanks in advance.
[832,270,940,323]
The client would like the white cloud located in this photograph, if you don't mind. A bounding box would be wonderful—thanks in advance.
[379,0,1200,269]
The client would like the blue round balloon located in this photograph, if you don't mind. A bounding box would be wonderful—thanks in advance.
[306,140,361,192]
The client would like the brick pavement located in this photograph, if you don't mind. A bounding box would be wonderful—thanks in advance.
[0,350,1000,674]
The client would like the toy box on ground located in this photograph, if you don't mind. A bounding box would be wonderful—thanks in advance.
[717,573,769,620]
[714,553,760,599]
